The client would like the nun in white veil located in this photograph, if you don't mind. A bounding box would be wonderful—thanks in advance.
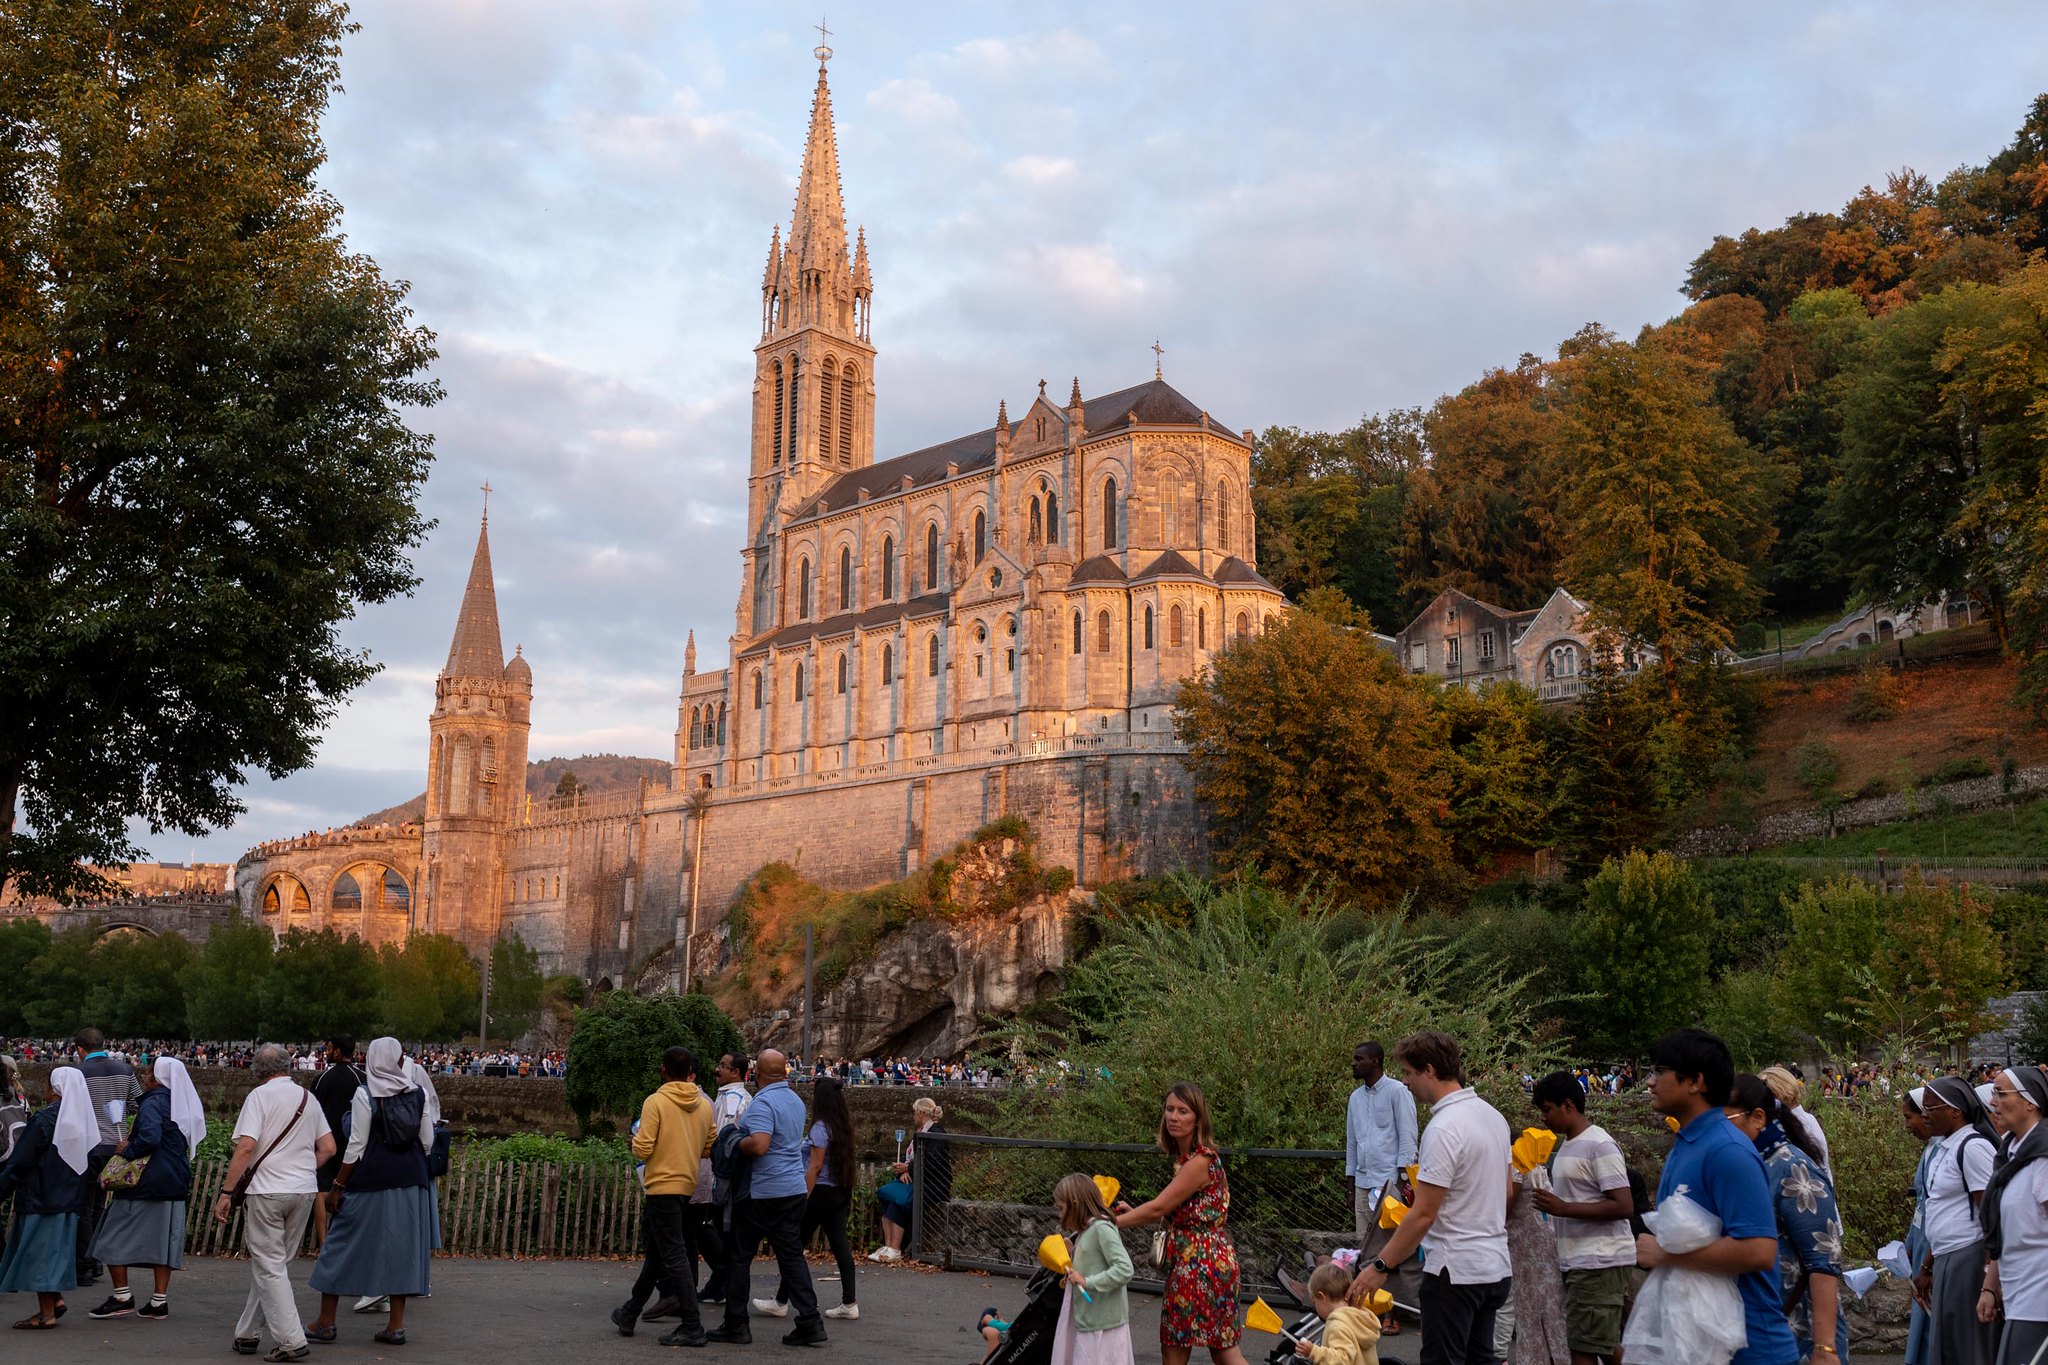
[86,1055,205,1313]
[0,1067,99,1325]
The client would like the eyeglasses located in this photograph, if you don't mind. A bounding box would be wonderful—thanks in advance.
[1993,1087,2023,1098]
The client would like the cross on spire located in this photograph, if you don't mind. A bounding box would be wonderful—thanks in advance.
[813,16,833,63]
[480,480,493,523]
[1152,338,1165,380]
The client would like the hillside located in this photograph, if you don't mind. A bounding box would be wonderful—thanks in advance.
[354,754,669,827]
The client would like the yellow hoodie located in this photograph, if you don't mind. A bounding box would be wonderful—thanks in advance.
[1307,1305,1382,1365]
[631,1081,715,1196]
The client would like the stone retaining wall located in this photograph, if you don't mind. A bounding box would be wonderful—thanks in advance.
[1672,764,2048,856]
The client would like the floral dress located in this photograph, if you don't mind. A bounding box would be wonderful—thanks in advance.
[1759,1131,1850,1364]
[1161,1144,1241,1349]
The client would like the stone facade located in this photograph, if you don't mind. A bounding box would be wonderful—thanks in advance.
[1393,586,1654,701]
[233,54,1272,989]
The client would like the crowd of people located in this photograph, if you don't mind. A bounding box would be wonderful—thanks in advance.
[3,1038,565,1079]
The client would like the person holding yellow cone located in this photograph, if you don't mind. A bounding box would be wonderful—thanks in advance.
[1293,1263,1384,1365]
[1048,1173,1134,1365]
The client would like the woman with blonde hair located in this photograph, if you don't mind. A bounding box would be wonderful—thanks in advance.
[872,1096,952,1262]
[1760,1066,1833,1180]
[1113,1083,1250,1365]
[1051,1172,1135,1365]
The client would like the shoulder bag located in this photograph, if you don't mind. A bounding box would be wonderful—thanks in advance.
[228,1091,309,1210]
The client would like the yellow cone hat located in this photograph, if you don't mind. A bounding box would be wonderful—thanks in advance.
[1245,1297,1287,1336]
[1093,1175,1120,1207]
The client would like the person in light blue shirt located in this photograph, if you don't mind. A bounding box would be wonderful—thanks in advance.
[1347,1041,1419,1333]
[707,1051,823,1346]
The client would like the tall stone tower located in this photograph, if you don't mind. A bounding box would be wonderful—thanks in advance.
[420,512,531,950]
[736,44,876,639]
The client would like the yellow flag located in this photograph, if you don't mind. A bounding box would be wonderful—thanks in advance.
[1245,1297,1288,1336]
[1511,1127,1558,1174]
[1379,1192,1409,1229]
[1093,1175,1121,1207]
[1037,1234,1072,1276]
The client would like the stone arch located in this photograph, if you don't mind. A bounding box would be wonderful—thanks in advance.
[261,875,312,918]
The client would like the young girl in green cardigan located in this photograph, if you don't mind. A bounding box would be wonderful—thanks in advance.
[1052,1173,1136,1365]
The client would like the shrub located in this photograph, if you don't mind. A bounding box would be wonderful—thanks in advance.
[468,1133,632,1166]
[1791,737,1841,803]
[1845,666,1904,724]
[1734,621,1768,654]
[1700,968,1802,1069]
[563,991,744,1134]
[1855,776,1891,800]
[1573,852,1713,1054]
[1689,859,1805,975]
[1809,1088,1923,1259]
[1923,756,1994,787]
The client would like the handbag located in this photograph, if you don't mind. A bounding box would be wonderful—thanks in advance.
[228,1091,308,1210]
[101,1153,151,1190]
[876,1177,913,1209]
[1151,1227,1170,1270]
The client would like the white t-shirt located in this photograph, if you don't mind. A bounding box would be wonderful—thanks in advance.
[1549,1123,1637,1271]
[1997,1162,2048,1320]
[231,1075,331,1196]
[1925,1129,1995,1256]
[1415,1086,1512,1284]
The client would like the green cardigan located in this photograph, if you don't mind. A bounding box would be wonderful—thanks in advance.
[1070,1217,1135,1332]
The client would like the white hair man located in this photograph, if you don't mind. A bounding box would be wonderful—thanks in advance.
[216,1042,335,1362]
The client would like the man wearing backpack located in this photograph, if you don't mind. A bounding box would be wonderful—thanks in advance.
[1917,1076,1998,1365]
[707,1049,825,1348]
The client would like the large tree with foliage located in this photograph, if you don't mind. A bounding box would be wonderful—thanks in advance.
[0,1,438,902]
[564,991,744,1134]
[377,934,480,1042]
[1172,589,1451,905]
[489,933,546,1042]
[1572,851,1714,1054]
[261,927,380,1042]
[0,917,53,1033]
[180,916,275,1040]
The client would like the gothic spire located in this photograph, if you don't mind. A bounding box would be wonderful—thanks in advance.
[788,59,849,277]
[852,225,871,293]
[444,515,505,679]
[762,224,782,288]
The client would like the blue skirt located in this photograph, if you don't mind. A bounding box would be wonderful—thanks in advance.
[90,1199,186,1270]
[309,1186,435,1298]
[0,1213,79,1294]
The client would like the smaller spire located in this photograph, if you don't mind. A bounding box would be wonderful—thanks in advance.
[997,399,1010,433]
[684,629,697,676]
[762,224,782,288]
[852,226,870,292]
[1068,376,1083,408]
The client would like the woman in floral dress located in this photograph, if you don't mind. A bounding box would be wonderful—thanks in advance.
[1112,1083,1250,1365]
[1725,1073,1850,1364]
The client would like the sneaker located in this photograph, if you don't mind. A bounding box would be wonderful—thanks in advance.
[824,1303,859,1320]
[351,1296,388,1315]
[781,1324,828,1348]
[659,1325,708,1348]
[89,1295,135,1319]
[642,1295,680,1321]
[139,1301,169,1321]
[750,1298,789,1318]
[702,1323,751,1345]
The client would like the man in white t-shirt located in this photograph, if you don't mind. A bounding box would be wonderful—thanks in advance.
[216,1043,334,1360]
[1530,1071,1636,1365]
[1348,1031,1512,1365]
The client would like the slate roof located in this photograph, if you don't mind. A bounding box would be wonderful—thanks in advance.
[738,592,951,657]
[798,378,1242,519]
[1213,556,1282,592]
[1130,549,1208,582]
[444,520,505,678]
[1067,554,1129,585]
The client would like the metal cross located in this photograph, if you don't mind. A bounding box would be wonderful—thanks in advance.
[814,17,833,63]
[480,480,492,521]
[1152,339,1165,379]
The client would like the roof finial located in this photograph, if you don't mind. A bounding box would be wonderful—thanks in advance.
[813,15,833,64]
[997,398,1010,432]
[1152,338,1165,380]
[480,480,492,524]
[1068,376,1083,408]
[1038,378,1047,398]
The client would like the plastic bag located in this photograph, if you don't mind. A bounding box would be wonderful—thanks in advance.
[1621,1192,1749,1365]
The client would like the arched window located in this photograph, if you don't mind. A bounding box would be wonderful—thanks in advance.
[836,652,848,694]
[797,557,812,619]
[927,633,940,676]
[926,523,940,589]
[881,644,894,684]
[1263,613,1275,634]
[382,869,410,916]
[771,361,784,465]
[689,708,702,749]
[881,535,895,600]
[974,510,986,562]
[1170,604,1184,647]
[1198,607,1207,648]
[1235,611,1249,643]
[716,703,727,745]
[1103,477,1119,549]
[794,662,806,701]
[1097,610,1113,653]
[1551,643,1580,678]
[478,737,496,815]
[787,358,801,464]
[838,545,852,611]
[1217,481,1231,549]
[1144,605,1155,649]
[333,871,363,913]
[1046,490,1059,542]
[1072,610,1083,653]
[819,356,838,464]
[450,736,472,814]
[752,672,763,709]
[263,884,280,914]
[1029,498,1043,544]
[839,367,857,465]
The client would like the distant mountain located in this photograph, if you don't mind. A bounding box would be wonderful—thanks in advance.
[353,754,671,827]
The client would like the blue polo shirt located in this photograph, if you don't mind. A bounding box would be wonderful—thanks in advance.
[1657,1108,1798,1365]
[739,1081,809,1200]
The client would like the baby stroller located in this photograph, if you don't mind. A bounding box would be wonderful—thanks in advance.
[1268,1252,1410,1365]
[984,1268,1066,1365]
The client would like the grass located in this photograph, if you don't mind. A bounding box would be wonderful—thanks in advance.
[1773,792,2048,858]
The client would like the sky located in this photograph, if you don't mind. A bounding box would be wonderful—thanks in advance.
[156,0,2048,864]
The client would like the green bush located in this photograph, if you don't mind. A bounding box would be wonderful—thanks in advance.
[563,991,744,1135]
[1845,667,1904,724]
[1573,852,1712,1054]
[1792,737,1841,802]
[1700,968,1802,1069]
[1922,756,1994,787]
[1808,1088,1923,1259]
[468,1132,632,1166]
[1689,859,1806,975]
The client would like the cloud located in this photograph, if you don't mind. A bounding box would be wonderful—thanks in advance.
[865,76,959,123]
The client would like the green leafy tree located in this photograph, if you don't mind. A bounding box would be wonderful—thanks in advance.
[1554,662,1666,870]
[0,2,439,902]
[1436,681,1559,865]
[1572,851,1714,1055]
[1172,589,1452,905]
[0,918,52,1033]
[262,928,380,1041]
[1690,858,1807,976]
[377,934,479,1042]
[563,992,744,1134]
[490,933,546,1041]
[85,931,194,1037]
[1701,967,1803,1071]
[181,916,276,1040]
[21,923,97,1035]
[554,771,585,802]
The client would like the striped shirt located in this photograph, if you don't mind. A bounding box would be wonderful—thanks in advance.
[1549,1123,1636,1270]
[79,1053,141,1149]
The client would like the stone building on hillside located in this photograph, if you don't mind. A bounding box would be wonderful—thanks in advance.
[1393,586,1653,701]
[234,49,1283,1000]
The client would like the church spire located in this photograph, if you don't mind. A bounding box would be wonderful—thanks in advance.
[444,515,505,679]
[789,58,849,281]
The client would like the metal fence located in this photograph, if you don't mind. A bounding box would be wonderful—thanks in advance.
[906,1132,1353,1297]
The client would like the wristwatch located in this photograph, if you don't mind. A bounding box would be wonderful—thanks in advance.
[1369,1257,1392,1275]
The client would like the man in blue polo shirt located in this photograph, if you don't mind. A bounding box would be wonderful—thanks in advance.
[1639,1029,1797,1365]
[707,1049,824,1348]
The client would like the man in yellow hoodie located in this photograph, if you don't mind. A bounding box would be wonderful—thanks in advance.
[613,1046,716,1346]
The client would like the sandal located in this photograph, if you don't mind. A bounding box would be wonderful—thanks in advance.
[373,1329,407,1346]
[263,1348,311,1363]
[304,1324,338,1344]
[12,1316,59,1330]
[1381,1317,1403,1336]
[234,1338,262,1355]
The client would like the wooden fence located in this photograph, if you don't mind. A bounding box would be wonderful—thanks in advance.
[176,1157,889,1260]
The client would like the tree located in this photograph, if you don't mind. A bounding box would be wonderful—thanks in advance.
[1554,328,1781,701]
[0,918,52,1033]
[262,928,380,1041]
[377,934,479,1042]
[1436,682,1559,866]
[0,2,439,902]
[490,933,545,1041]
[85,930,194,1037]
[554,771,585,802]
[181,916,275,1040]
[1571,851,1714,1054]
[1553,661,1666,870]
[1172,589,1452,905]
[563,991,744,1134]
[20,923,97,1035]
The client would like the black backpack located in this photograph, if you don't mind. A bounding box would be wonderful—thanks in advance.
[374,1089,425,1152]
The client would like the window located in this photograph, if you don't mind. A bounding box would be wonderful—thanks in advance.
[1097,610,1112,653]
[1029,498,1042,544]
[974,654,984,678]
[1236,611,1249,643]
[974,510,986,562]
[1169,604,1184,647]
[794,663,806,701]
[382,869,410,916]
[333,871,363,913]
[881,535,895,600]
[839,367,857,465]
[926,523,940,589]
[1446,636,1461,667]
[716,704,726,745]
[1072,610,1083,653]
[1103,477,1118,549]
[1005,649,1015,672]
[1217,481,1230,548]
[1198,607,1207,648]
[771,361,784,464]
[797,557,812,619]
[1144,605,1155,649]
[881,644,894,684]
[752,672,763,708]
[1409,642,1426,672]
[820,356,838,463]
[1550,643,1580,678]
[689,708,702,748]
[787,359,801,464]
[927,633,940,676]
[838,545,852,610]
[836,652,848,694]
[1479,629,1496,662]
